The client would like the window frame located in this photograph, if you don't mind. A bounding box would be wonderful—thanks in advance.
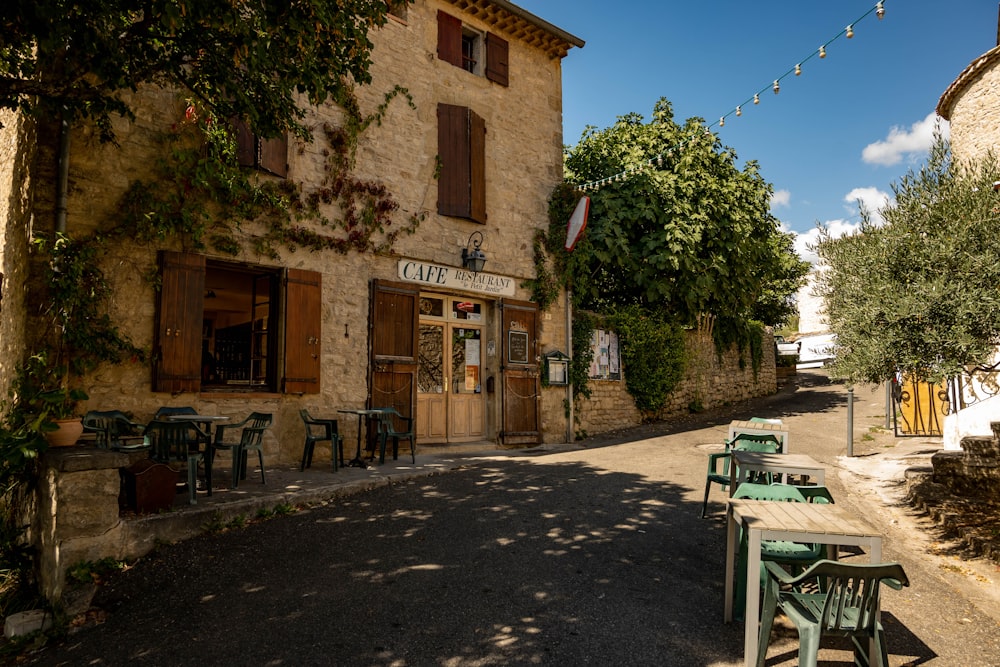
[154,251,321,395]
[233,118,288,178]
[437,10,509,87]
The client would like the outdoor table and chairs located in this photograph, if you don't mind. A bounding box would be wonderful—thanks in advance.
[727,419,789,452]
[728,450,825,492]
[725,498,884,667]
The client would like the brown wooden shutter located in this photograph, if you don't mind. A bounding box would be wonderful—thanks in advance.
[154,251,205,393]
[486,33,509,86]
[438,103,471,218]
[283,268,322,394]
[437,10,463,67]
[259,135,288,177]
[369,279,418,425]
[469,109,487,224]
[233,118,256,168]
[500,298,541,445]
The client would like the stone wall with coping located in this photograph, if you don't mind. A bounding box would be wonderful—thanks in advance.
[574,330,777,439]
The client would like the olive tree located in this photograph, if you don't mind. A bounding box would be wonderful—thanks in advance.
[814,138,1000,384]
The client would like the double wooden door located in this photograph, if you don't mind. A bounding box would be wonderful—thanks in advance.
[416,294,485,443]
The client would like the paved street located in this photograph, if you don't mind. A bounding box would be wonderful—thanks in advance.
[26,370,1000,666]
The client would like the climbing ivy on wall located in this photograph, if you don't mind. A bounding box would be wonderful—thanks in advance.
[116,86,424,259]
[608,306,687,414]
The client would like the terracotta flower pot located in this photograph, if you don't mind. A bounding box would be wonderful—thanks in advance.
[43,418,84,447]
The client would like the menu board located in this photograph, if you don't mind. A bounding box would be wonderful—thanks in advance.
[507,330,529,364]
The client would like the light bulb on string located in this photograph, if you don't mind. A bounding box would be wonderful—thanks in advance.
[795,63,802,76]
[845,24,854,38]
[819,45,826,59]
[773,80,780,94]
[719,116,725,127]
[735,106,742,117]
[753,93,760,105]
[876,2,884,19]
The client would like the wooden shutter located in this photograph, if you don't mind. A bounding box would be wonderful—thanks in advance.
[500,298,540,445]
[259,135,288,177]
[283,268,321,394]
[485,33,509,86]
[438,103,471,218]
[233,118,256,168]
[369,280,418,425]
[154,252,205,393]
[437,10,463,67]
[469,110,487,224]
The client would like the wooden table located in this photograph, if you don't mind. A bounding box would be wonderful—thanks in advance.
[725,498,883,667]
[728,451,825,492]
[727,419,790,452]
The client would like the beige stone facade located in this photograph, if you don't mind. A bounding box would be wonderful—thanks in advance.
[937,45,1000,162]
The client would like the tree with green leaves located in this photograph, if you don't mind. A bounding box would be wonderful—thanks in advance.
[1,0,401,141]
[550,98,807,332]
[814,137,1000,385]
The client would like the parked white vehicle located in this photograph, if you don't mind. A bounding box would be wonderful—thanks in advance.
[796,333,837,367]
[774,335,800,357]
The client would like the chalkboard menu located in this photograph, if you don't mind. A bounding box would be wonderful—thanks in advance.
[507,330,529,364]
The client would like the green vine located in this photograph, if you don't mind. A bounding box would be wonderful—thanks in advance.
[570,312,596,401]
[608,306,687,414]
[712,315,764,377]
[116,85,424,259]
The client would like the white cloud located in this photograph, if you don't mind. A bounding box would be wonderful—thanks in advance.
[843,186,893,226]
[861,113,948,166]
[793,219,862,264]
[770,189,791,209]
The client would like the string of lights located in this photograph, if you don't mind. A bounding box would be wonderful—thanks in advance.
[574,1,886,193]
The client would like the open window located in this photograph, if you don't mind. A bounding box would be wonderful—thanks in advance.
[437,103,486,223]
[437,10,509,86]
[154,251,320,394]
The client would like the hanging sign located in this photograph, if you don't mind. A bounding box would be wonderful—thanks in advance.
[397,260,516,296]
[565,196,590,251]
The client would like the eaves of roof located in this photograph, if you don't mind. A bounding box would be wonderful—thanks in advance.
[937,43,1000,120]
[441,0,585,59]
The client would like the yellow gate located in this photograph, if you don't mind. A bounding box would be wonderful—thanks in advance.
[891,374,946,436]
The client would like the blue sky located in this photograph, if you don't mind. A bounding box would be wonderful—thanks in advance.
[513,0,996,260]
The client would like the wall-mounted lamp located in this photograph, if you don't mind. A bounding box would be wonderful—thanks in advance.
[462,230,487,273]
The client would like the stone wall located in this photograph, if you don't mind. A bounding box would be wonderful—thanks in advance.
[574,330,777,438]
[0,109,33,405]
[944,58,1000,164]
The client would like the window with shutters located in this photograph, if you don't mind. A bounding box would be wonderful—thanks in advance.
[437,104,486,223]
[233,118,288,178]
[437,10,509,86]
[155,252,321,394]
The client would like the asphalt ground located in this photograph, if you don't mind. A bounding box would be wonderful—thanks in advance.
[20,370,1000,666]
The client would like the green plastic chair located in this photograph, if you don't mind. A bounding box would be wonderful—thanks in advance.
[756,559,910,667]
[82,410,148,451]
[299,410,343,471]
[798,485,836,504]
[732,482,826,620]
[144,419,210,505]
[213,412,272,488]
[700,434,780,518]
[373,407,415,464]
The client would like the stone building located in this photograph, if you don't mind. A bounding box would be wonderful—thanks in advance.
[3,0,586,460]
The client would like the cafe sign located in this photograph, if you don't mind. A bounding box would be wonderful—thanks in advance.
[397,260,516,297]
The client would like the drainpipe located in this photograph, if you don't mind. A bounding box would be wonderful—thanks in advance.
[55,112,71,234]
[566,288,573,444]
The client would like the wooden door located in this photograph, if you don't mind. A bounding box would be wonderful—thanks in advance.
[500,298,540,445]
[369,280,418,432]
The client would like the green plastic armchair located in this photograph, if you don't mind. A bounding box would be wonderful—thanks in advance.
[82,410,148,451]
[732,482,827,620]
[213,412,272,488]
[144,419,210,505]
[756,559,910,667]
[700,434,781,518]
[374,407,415,464]
[299,410,343,471]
